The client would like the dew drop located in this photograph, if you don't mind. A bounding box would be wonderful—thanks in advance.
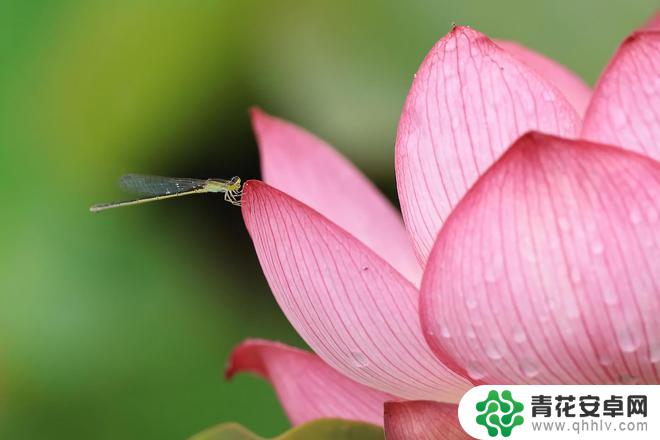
[602,287,619,306]
[647,206,659,224]
[591,240,604,255]
[570,268,582,284]
[485,339,504,360]
[350,351,369,368]
[466,327,476,339]
[610,107,627,128]
[466,361,487,380]
[617,329,640,353]
[440,325,452,339]
[629,209,642,225]
[558,216,570,231]
[650,342,660,363]
[512,326,527,344]
[597,351,613,367]
[564,297,580,318]
[465,296,478,310]
[484,266,500,283]
[520,358,540,378]
[542,90,555,102]
[444,38,457,51]
[520,236,537,262]
[619,375,640,385]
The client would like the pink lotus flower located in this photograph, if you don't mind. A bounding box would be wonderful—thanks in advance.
[227,13,660,438]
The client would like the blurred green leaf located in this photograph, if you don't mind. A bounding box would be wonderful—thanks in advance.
[190,419,384,440]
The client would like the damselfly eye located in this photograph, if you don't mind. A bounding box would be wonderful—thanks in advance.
[230,176,241,186]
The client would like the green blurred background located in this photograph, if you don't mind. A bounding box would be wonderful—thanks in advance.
[0,0,656,438]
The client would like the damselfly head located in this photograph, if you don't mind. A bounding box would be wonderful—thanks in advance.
[228,176,242,191]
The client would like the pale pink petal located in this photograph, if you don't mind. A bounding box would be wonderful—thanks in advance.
[384,401,469,440]
[252,108,421,283]
[242,180,472,400]
[496,40,591,115]
[226,339,393,426]
[421,132,660,385]
[582,30,660,161]
[396,26,580,262]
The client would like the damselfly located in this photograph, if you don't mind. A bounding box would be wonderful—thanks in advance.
[90,174,243,212]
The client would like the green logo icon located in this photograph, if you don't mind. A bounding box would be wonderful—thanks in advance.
[476,390,524,437]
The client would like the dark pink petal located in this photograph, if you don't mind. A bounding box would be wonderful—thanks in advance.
[242,180,472,400]
[582,30,660,160]
[384,401,469,440]
[396,26,580,261]
[497,40,591,115]
[421,133,660,384]
[252,108,421,283]
[226,339,393,426]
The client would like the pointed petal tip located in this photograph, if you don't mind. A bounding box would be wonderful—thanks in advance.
[624,29,660,45]
[249,106,271,129]
[223,339,393,426]
[582,27,660,159]
[248,111,421,282]
[224,338,273,381]
[397,24,580,260]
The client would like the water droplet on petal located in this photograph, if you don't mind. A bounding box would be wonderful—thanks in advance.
[465,296,478,310]
[591,240,604,255]
[440,325,451,339]
[602,287,619,305]
[558,216,570,231]
[564,296,581,318]
[650,343,660,363]
[647,206,658,224]
[617,329,641,353]
[466,361,487,380]
[520,358,540,378]
[610,107,627,128]
[350,351,369,368]
[484,266,500,283]
[598,351,613,367]
[629,209,642,225]
[444,38,457,51]
[512,326,527,344]
[542,90,555,102]
[570,268,582,284]
[619,375,640,385]
[485,338,505,360]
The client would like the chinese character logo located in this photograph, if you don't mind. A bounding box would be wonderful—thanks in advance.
[476,390,525,437]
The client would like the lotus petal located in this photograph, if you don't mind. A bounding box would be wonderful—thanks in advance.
[242,180,471,400]
[226,339,393,426]
[396,26,580,261]
[421,133,660,384]
[252,108,421,282]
